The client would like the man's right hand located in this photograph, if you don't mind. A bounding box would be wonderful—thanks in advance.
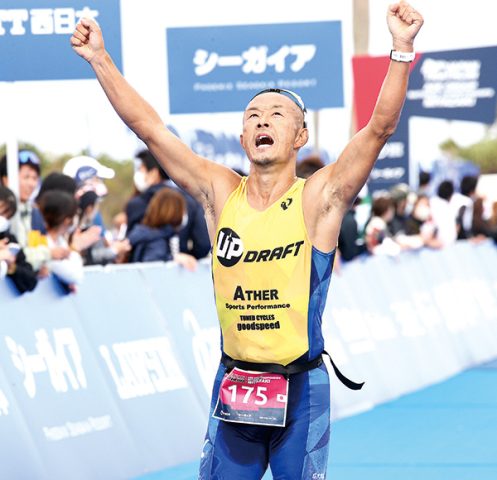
[70,18,105,63]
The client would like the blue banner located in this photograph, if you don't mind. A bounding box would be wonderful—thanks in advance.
[0,277,143,480]
[140,266,221,411]
[0,365,48,479]
[71,268,208,470]
[406,47,497,123]
[166,21,343,114]
[0,0,122,81]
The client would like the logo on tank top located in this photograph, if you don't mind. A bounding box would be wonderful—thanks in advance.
[216,228,244,267]
[217,228,305,267]
[280,198,293,210]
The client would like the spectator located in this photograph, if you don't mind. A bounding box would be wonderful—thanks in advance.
[127,187,197,271]
[365,194,401,256]
[37,171,77,198]
[451,175,478,240]
[62,157,123,260]
[418,170,431,196]
[0,185,38,293]
[38,190,84,289]
[472,197,497,242]
[126,149,210,259]
[405,194,442,249]
[296,155,324,179]
[388,183,410,235]
[77,190,130,265]
[0,150,45,245]
[63,155,115,200]
[338,195,366,262]
[430,180,458,246]
[27,173,88,275]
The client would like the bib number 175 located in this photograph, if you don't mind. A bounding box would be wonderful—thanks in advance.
[213,368,289,427]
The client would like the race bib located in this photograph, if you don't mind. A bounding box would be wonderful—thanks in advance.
[213,368,289,427]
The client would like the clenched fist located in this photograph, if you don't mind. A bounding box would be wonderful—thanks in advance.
[70,18,105,63]
[388,1,424,51]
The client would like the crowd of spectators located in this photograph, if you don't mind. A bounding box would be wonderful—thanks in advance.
[340,170,497,264]
[1,148,496,295]
[0,148,210,295]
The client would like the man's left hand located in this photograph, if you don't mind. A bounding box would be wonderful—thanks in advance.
[387,1,424,51]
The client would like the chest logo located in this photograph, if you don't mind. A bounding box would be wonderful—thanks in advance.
[280,198,293,210]
[216,228,244,267]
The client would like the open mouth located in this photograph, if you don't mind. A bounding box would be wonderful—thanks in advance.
[255,134,274,148]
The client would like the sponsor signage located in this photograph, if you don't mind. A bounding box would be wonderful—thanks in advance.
[407,47,497,123]
[352,46,497,192]
[0,0,122,81]
[166,21,344,114]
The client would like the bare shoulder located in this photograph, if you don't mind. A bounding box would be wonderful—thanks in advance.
[206,162,243,217]
[202,163,243,237]
[302,162,346,252]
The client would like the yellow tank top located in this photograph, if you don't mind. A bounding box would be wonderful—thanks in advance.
[212,177,336,365]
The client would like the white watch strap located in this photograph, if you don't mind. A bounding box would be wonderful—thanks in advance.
[390,50,415,63]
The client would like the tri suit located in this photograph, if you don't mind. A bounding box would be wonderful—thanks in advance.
[200,177,337,479]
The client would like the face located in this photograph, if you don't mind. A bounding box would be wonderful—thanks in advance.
[240,93,307,167]
[18,165,39,202]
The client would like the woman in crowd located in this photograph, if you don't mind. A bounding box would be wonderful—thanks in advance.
[127,187,197,271]
[37,190,84,290]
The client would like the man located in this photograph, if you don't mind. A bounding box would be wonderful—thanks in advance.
[71,3,423,478]
[127,149,210,259]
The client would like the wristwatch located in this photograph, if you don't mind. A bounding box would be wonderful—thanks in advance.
[390,50,415,63]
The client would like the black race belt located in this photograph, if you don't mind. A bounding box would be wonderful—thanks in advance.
[221,350,364,391]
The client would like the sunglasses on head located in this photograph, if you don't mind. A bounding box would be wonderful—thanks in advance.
[18,150,41,165]
[250,88,307,127]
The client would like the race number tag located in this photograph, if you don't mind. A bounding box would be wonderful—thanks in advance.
[213,368,289,427]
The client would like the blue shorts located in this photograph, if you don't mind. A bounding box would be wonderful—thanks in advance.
[199,362,330,480]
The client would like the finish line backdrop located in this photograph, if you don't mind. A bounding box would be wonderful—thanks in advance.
[1,241,497,479]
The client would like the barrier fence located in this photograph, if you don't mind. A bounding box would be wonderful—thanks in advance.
[1,241,496,479]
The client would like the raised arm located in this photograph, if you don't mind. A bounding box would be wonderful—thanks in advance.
[304,1,423,252]
[70,19,239,229]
